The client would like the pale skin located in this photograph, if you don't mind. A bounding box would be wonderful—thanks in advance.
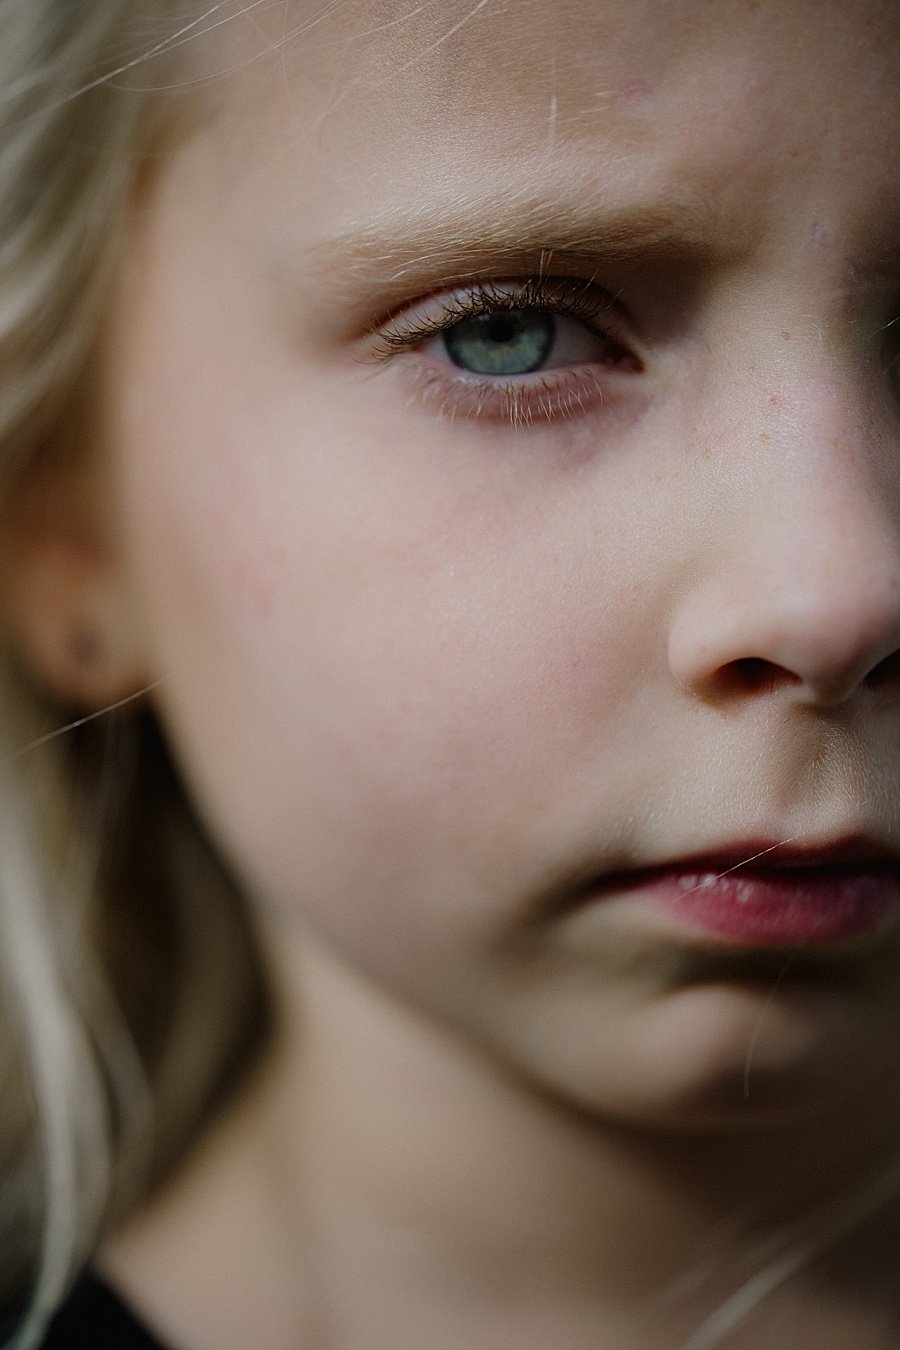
[10,0,900,1345]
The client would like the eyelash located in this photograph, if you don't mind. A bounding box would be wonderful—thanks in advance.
[371,277,642,427]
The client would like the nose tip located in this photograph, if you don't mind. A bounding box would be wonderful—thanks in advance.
[669,560,900,708]
[664,332,900,709]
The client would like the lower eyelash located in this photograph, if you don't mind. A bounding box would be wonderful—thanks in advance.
[402,362,609,427]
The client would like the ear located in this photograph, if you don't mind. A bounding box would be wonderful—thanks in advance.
[0,457,148,710]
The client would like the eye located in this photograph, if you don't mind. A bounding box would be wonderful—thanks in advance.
[371,278,642,426]
[433,308,604,376]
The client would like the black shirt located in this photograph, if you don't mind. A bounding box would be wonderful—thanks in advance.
[38,1275,168,1349]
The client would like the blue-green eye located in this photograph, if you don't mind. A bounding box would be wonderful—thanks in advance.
[374,280,641,422]
[443,309,555,376]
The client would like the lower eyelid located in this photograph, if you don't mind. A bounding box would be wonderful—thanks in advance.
[394,357,623,426]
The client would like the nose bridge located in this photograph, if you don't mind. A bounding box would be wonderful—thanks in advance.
[669,350,900,706]
[753,364,892,577]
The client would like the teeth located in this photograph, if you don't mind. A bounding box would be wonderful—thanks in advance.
[678,873,716,892]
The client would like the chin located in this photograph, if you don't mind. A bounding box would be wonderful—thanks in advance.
[503,975,881,1136]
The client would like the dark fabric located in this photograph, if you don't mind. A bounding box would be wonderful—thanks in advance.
[38,1274,169,1349]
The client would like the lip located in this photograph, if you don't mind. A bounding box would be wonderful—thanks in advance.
[586,838,900,948]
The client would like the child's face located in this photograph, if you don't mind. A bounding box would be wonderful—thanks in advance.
[96,0,900,1125]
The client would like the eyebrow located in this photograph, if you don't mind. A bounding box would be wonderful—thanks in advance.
[290,187,739,309]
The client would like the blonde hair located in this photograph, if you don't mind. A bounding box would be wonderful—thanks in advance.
[2,6,900,1349]
[0,5,268,1344]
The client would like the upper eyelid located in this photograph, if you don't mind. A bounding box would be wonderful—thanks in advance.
[371,276,630,356]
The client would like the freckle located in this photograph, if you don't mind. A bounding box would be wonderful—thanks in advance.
[620,81,654,109]
[781,331,791,341]
[769,394,782,407]
[760,432,770,443]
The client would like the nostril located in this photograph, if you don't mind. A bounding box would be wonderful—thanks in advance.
[720,657,803,697]
[669,573,900,706]
[866,647,900,689]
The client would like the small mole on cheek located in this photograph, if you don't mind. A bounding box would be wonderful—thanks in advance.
[780,331,791,341]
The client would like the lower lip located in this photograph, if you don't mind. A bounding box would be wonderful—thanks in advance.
[618,866,900,946]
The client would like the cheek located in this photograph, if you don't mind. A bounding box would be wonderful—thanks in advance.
[116,401,662,949]
[126,456,643,870]
[104,212,673,947]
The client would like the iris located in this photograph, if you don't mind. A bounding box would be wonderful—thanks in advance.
[443,309,555,375]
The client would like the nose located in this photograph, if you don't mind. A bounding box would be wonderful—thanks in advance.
[668,383,900,708]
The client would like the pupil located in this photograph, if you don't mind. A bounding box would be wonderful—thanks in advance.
[443,309,555,376]
[486,314,517,344]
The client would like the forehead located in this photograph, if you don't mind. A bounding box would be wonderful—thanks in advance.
[212,0,900,141]
[177,0,900,273]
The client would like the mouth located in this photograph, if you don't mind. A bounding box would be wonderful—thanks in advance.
[577,838,900,948]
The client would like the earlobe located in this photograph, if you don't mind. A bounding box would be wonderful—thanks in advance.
[0,473,148,710]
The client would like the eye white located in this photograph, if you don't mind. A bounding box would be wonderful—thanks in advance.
[420,309,615,376]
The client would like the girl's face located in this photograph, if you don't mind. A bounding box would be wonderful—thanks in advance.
[95,0,900,1126]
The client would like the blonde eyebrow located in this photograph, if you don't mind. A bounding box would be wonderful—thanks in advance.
[289,186,741,306]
